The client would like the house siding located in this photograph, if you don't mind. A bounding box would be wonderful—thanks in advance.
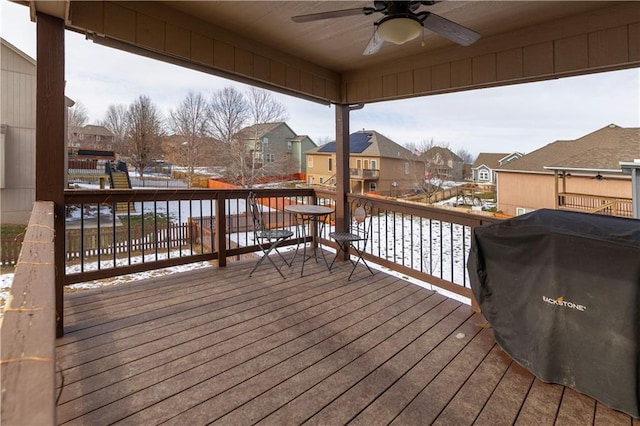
[498,171,632,216]
[1,41,36,224]
[497,172,556,216]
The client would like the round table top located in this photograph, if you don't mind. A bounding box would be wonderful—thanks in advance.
[284,205,334,215]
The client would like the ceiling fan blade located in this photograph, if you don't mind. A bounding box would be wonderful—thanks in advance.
[420,12,480,46]
[291,7,365,23]
[363,31,384,56]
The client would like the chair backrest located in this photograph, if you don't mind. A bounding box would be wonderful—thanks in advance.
[350,200,372,239]
[248,192,265,233]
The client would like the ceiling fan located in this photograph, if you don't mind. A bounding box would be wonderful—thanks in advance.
[291,1,480,55]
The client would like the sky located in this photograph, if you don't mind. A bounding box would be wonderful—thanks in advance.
[2,0,639,157]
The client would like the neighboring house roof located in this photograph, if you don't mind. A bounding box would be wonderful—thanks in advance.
[422,146,462,163]
[499,124,640,174]
[237,122,291,139]
[472,153,509,169]
[80,125,114,137]
[309,130,416,159]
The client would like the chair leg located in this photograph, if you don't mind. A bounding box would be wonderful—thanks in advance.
[249,240,288,279]
[347,245,375,281]
[328,241,348,271]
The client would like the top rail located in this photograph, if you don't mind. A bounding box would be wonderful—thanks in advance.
[1,201,57,425]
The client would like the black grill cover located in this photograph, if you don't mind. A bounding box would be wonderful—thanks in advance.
[468,209,640,418]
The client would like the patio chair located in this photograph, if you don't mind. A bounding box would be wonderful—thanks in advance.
[248,192,294,278]
[329,198,375,281]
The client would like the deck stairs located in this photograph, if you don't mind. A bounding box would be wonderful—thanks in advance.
[106,161,134,214]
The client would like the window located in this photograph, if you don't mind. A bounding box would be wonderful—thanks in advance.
[308,176,314,184]
[266,153,275,163]
[356,159,362,169]
[516,207,528,216]
[79,134,84,140]
[319,177,324,184]
[371,160,377,170]
[328,158,333,172]
[479,169,490,181]
[307,156,313,168]
[96,135,101,142]
[369,182,377,192]
[287,141,292,151]
[404,162,409,175]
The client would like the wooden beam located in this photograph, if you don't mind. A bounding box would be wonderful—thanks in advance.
[335,104,350,238]
[36,12,65,338]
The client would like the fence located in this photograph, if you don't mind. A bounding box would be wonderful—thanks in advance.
[1,236,23,267]
[65,223,192,261]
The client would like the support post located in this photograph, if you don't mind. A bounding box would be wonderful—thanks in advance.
[335,104,350,239]
[620,160,640,219]
[36,13,65,338]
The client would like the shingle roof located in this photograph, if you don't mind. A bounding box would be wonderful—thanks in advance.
[79,125,114,137]
[472,153,509,169]
[309,130,416,160]
[237,122,289,139]
[423,146,462,162]
[499,124,640,173]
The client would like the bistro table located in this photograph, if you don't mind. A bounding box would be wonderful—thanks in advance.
[284,204,334,276]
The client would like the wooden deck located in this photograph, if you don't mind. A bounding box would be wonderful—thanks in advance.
[56,252,638,425]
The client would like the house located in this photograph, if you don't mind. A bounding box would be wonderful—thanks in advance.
[305,130,424,195]
[472,152,523,184]
[496,124,640,217]
[0,38,37,224]
[421,146,464,181]
[68,124,116,153]
[236,122,317,179]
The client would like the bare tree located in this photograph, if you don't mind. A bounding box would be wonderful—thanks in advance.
[208,87,248,144]
[101,104,128,154]
[244,88,289,185]
[168,92,210,188]
[122,95,164,181]
[456,148,475,165]
[246,87,288,125]
[67,101,89,144]
[208,87,250,186]
[68,101,89,129]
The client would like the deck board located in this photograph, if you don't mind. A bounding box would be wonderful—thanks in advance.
[55,252,638,425]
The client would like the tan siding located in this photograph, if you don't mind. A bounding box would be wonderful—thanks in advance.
[565,176,631,198]
[451,58,472,87]
[136,13,165,51]
[554,35,588,73]
[523,42,554,77]
[496,49,523,81]
[68,1,340,103]
[498,171,632,217]
[630,23,640,61]
[473,54,497,84]
[497,173,556,216]
[588,26,629,67]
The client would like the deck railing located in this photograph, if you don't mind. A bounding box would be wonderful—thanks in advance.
[1,201,57,425]
[558,192,633,218]
[314,189,500,302]
[62,188,315,284]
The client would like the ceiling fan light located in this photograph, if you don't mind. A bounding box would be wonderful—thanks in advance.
[377,17,422,45]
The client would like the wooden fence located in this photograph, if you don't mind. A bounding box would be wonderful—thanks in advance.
[1,236,24,267]
[65,223,192,261]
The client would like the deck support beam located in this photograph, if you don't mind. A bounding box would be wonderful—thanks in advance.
[36,12,66,337]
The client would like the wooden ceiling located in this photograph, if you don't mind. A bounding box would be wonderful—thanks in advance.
[29,1,640,104]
